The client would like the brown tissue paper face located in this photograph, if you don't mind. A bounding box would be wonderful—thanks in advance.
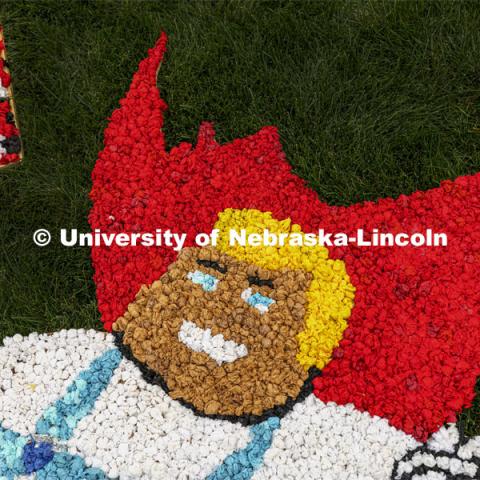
[114,247,312,417]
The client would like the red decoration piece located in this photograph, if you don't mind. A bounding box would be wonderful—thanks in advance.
[0,26,22,167]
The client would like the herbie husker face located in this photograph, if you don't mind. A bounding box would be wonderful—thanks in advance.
[113,246,313,418]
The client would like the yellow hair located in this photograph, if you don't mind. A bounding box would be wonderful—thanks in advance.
[214,208,355,371]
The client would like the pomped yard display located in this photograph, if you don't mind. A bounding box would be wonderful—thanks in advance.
[1,33,479,480]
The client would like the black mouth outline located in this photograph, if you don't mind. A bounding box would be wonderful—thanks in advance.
[113,331,321,426]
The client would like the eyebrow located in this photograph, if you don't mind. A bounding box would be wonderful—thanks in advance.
[248,275,274,289]
[196,259,227,274]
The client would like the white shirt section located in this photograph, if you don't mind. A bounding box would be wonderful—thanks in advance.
[252,395,419,480]
[0,329,423,480]
[0,329,113,436]
[67,351,251,480]
[0,328,251,480]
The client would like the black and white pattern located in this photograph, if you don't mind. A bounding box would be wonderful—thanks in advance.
[392,423,480,480]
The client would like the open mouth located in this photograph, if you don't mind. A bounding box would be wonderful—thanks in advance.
[178,320,248,365]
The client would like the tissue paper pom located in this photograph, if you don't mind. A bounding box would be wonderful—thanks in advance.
[22,441,54,474]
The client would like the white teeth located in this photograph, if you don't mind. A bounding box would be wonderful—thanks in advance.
[178,320,248,365]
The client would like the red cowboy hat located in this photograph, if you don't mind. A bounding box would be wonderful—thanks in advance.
[89,33,480,442]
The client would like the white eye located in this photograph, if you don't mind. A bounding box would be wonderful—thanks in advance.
[241,288,275,314]
[187,270,219,292]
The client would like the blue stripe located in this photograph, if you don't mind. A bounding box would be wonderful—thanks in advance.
[0,424,28,478]
[206,417,280,480]
[35,348,122,441]
[35,452,108,480]
[0,424,110,479]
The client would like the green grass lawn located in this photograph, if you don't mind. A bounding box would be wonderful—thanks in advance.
[0,0,478,435]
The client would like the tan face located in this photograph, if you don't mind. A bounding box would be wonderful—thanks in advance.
[114,247,312,417]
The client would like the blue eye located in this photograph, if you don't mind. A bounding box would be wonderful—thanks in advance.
[241,288,275,314]
[187,270,219,292]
